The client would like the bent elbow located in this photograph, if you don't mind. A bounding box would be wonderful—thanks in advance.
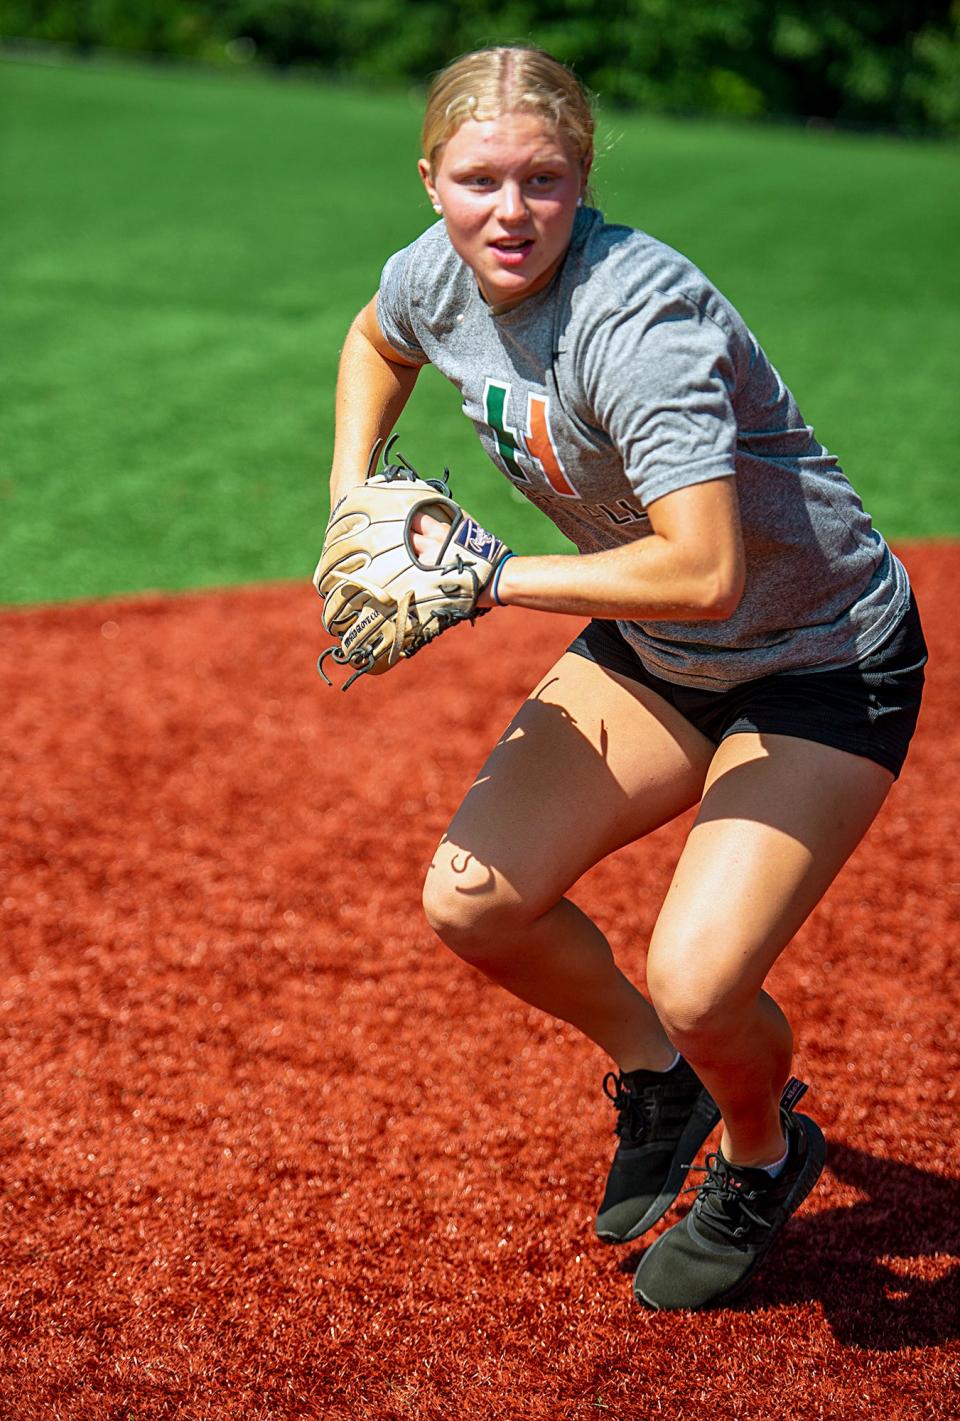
[699,564,745,620]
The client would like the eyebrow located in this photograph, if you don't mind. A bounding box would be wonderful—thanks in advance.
[447,152,570,175]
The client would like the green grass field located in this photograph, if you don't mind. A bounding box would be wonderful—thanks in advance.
[2,55,958,604]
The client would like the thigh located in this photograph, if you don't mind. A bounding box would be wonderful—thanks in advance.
[430,651,715,916]
[648,731,894,1004]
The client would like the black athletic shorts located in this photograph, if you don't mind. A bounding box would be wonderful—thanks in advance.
[567,593,927,779]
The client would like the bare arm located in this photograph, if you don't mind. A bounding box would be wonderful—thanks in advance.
[329,296,424,508]
[486,478,745,621]
[414,476,745,623]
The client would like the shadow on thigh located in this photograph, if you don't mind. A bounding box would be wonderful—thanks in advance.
[424,654,713,936]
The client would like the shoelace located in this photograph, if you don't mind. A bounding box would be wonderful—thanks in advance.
[602,1071,659,1146]
[683,1151,774,1241]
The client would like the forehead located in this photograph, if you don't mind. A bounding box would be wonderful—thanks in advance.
[438,113,574,170]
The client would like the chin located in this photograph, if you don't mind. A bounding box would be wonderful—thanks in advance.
[483,267,547,303]
[488,275,532,298]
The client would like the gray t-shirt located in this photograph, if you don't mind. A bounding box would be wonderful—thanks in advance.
[377,206,909,690]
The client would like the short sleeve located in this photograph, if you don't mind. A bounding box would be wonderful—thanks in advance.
[580,295,738,506]
[376,247,431,366]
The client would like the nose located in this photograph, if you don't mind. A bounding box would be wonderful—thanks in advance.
[495,181,528,223]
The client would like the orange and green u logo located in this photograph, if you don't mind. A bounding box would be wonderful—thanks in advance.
[483,380,579,498]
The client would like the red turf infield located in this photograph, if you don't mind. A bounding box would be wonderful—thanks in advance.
[1,545,958,1419]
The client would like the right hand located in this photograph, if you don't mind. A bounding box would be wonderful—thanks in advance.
[410,510,450,566]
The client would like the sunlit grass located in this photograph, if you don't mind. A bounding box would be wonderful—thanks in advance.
[2,56,957,603]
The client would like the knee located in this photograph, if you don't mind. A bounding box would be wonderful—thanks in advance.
[421,861,478,952]
[422,855,534,968]
[646,947,743,1053]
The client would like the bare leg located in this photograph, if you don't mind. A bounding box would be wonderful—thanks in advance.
[646,732,893,1165]
[423,652,714,1071]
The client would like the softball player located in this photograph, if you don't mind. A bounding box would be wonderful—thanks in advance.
[327,45,927,1310]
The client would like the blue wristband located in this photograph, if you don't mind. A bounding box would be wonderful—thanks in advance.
[490,552,516,607]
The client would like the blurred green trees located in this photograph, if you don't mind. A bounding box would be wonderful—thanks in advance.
[2,0,958,134]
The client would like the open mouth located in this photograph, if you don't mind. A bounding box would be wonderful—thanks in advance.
[489,237,535,267]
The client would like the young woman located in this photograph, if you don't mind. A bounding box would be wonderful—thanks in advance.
[325,46,927,1310]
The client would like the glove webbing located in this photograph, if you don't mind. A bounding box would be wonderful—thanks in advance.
[391,589,414,667]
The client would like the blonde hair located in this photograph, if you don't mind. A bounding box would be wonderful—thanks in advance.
[421,46,595,179]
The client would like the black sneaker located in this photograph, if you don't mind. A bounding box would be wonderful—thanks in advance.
[595,1057,720,1244]
[632,1078,826,1310]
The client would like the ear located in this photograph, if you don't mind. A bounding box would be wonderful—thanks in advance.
[418,158,441,213]
[579,150,594,197]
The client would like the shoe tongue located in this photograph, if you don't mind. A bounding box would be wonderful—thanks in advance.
[694,1158,768,1243]
[695,1188,740,1238]
[724,1159,775,1187]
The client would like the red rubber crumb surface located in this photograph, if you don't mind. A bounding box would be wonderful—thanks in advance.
[1,544,958,1421]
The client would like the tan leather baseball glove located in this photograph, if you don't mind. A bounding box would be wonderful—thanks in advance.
[314,437,512,690]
